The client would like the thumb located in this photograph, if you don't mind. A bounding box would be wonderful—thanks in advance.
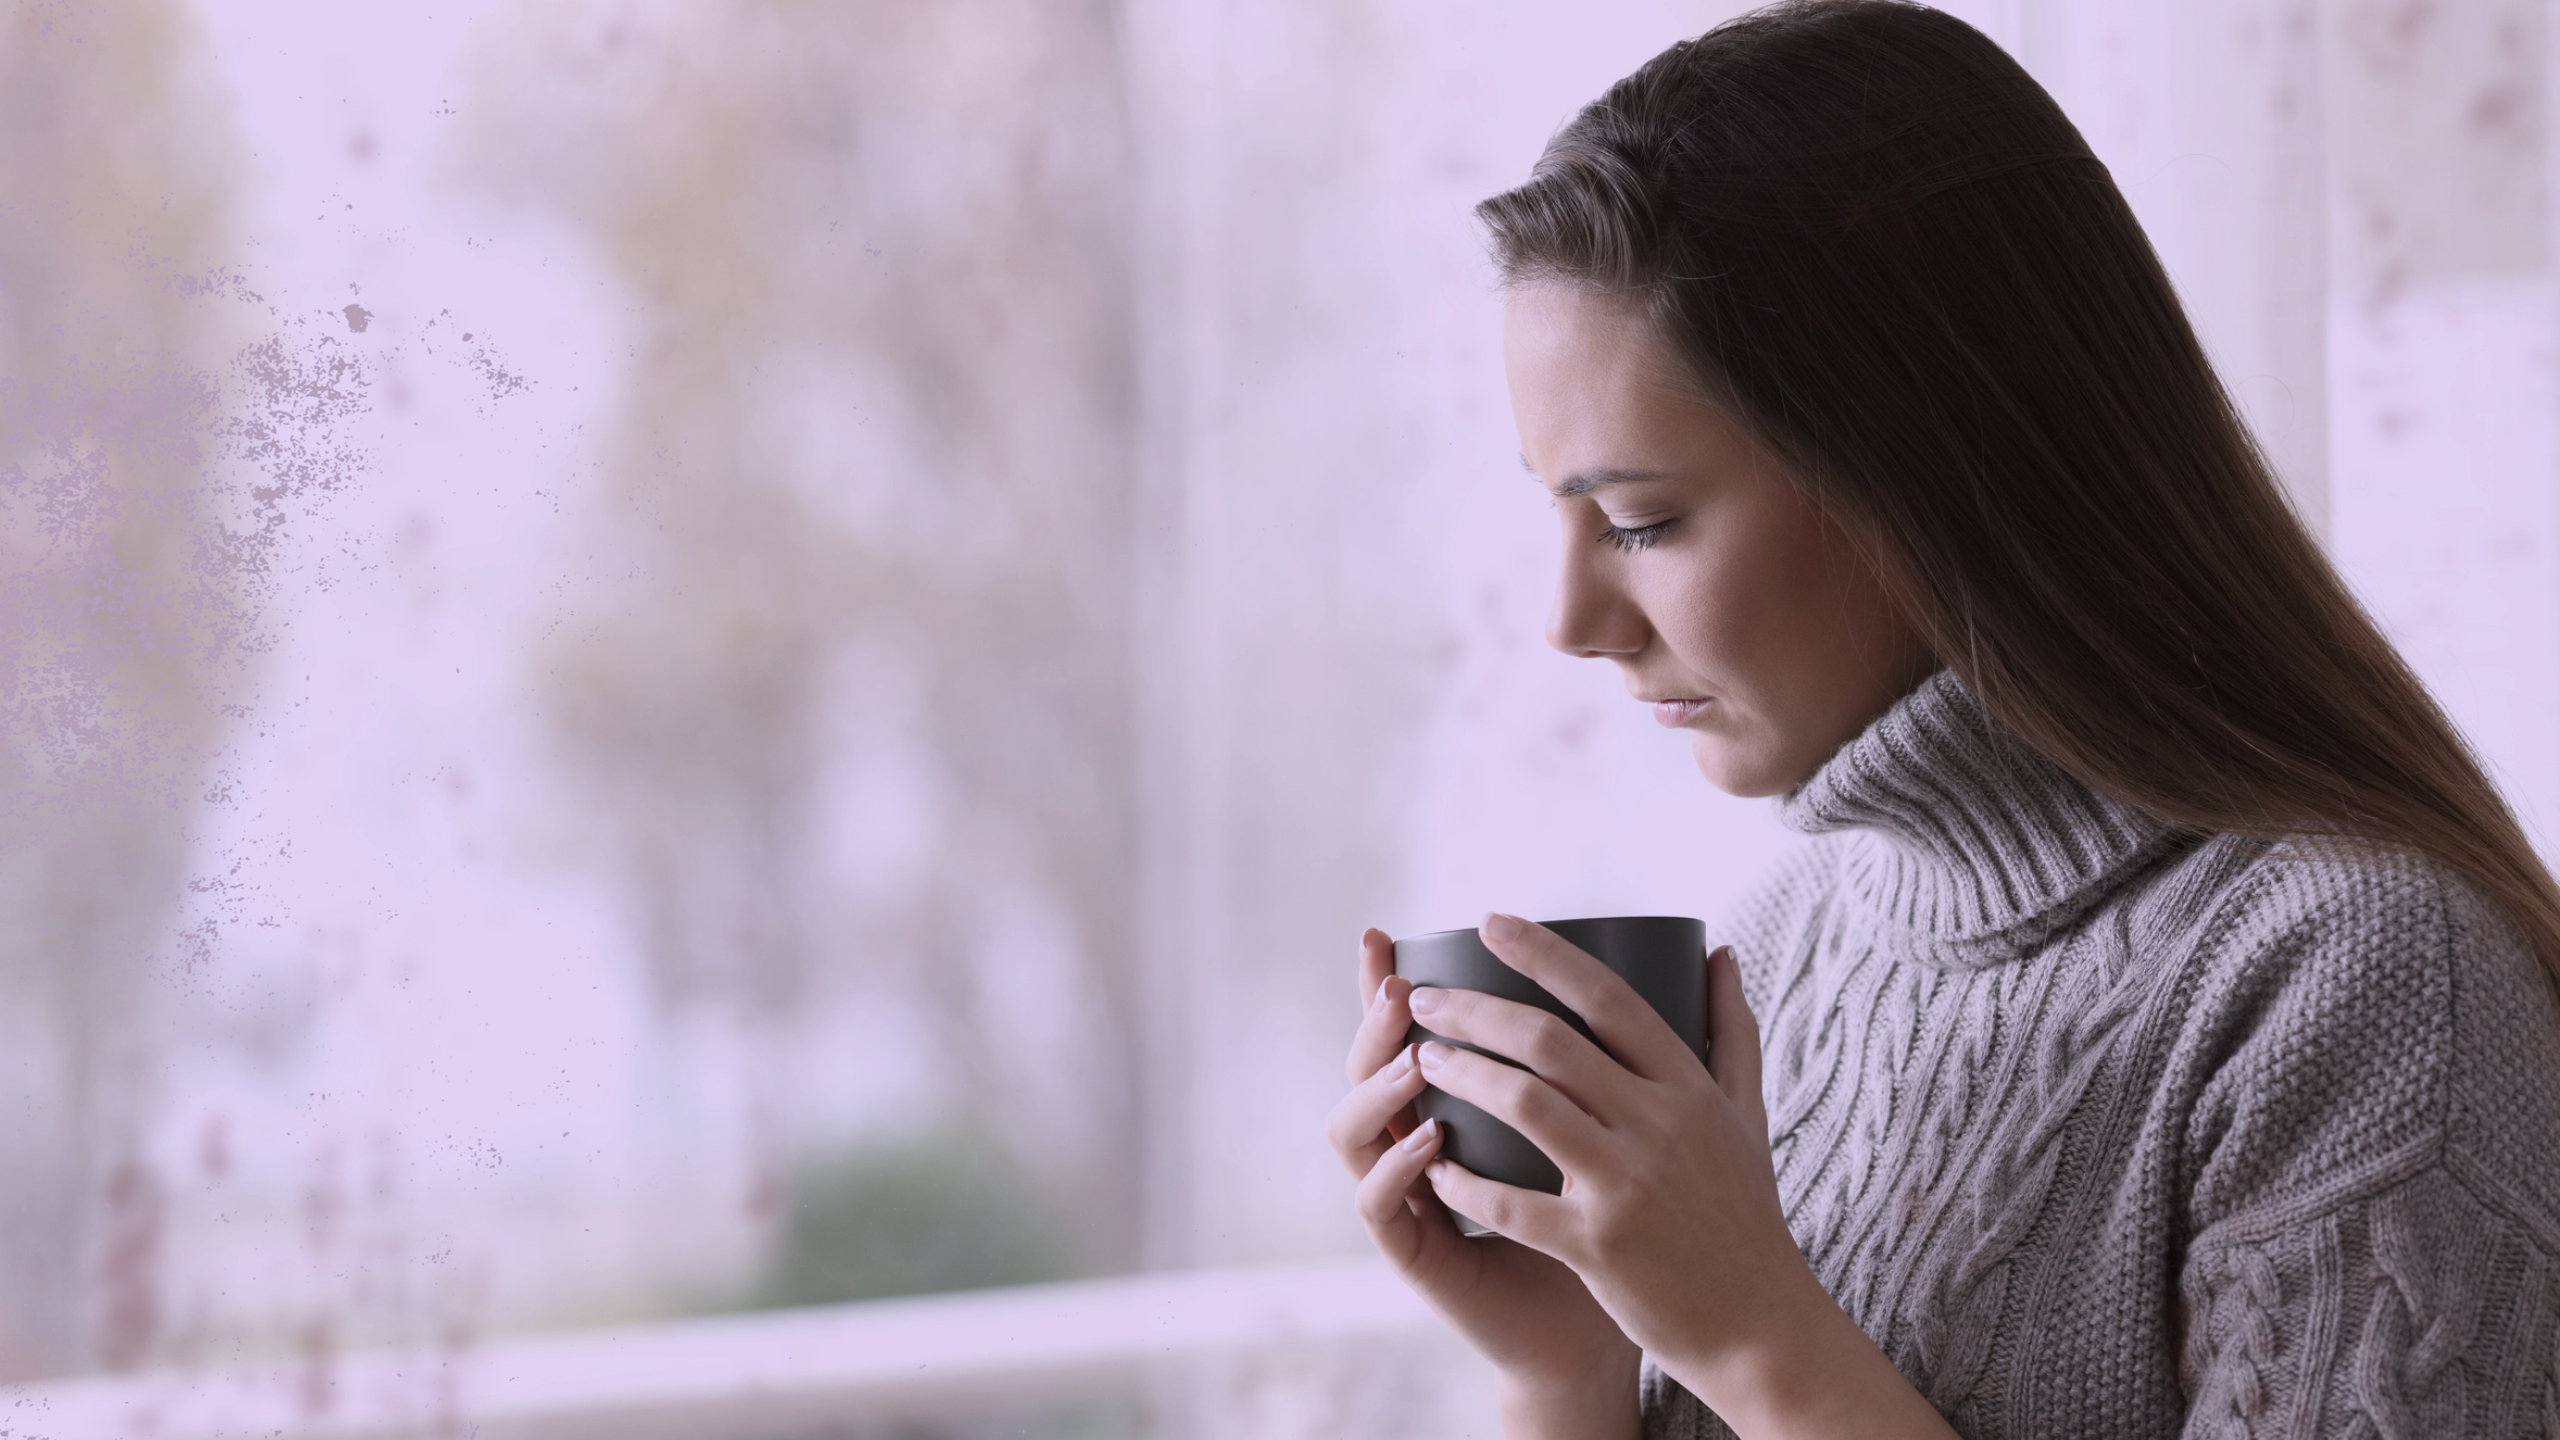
[1704,945,1765,1134]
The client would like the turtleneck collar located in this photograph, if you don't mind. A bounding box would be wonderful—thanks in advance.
[1780,670,2178,967]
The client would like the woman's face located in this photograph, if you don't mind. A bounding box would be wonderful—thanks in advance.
[1503,283,1936,797]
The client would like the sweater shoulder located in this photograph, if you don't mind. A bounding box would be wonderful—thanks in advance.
[2160,836,2560,1239]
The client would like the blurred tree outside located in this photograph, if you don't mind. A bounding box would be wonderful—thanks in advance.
[0,0,279,1377]
[462,0,1152,1296]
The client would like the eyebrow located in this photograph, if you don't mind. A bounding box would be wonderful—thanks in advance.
[1519,455,1671,498]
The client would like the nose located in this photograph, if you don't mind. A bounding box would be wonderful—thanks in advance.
[1545,532,1648,660]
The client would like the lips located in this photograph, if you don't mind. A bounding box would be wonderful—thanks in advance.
[1649,698,1711,727]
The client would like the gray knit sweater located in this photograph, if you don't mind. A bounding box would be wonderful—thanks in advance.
[1642,671,2560,1438]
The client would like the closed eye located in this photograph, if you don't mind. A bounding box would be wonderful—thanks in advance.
[1598,519,1676,552]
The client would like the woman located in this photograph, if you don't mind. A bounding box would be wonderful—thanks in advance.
[1324,3,2560,1436]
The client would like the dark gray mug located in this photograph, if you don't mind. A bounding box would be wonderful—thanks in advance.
[1395,916,1706,1237]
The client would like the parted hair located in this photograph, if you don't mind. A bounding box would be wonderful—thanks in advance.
[1478,0,2560,987]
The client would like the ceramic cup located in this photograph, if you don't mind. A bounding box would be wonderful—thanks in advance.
[1394,916,1706,1237]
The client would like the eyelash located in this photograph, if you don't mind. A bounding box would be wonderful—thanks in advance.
[1598,519,1676,552]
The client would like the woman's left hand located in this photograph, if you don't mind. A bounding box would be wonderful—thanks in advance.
[1415,913,1957,1437]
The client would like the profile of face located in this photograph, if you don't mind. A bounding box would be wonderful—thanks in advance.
[1503,283,1936,797]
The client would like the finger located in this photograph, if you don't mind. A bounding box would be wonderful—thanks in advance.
[1345,934,1415,1085]
[1354,1115,1448,1261]
[1476,913,1697,1083]
[1705,945,1766,1132]
[1325,1043,1431,1176]
[1424,1154,1565,1246]
[1415,1039,1609,1174]
[1356,927,1393,1008]
[1405,984,1634,1117]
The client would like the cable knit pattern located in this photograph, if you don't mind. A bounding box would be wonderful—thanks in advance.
[1640,672,2560,1439]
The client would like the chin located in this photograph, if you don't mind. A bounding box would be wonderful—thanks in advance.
[1688,734,1798,799]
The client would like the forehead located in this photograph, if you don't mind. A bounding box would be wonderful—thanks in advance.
[1502,283,1661,373]
[1502,284,1712,476]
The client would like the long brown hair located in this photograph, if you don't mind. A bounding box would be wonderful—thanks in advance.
[1478,0,2560,986]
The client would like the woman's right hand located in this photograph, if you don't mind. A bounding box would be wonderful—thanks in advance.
[1324,927,1642,1437]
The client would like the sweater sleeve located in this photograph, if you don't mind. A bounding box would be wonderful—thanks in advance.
[2180,1167,2560,1437]
[2173,855,2560,1438]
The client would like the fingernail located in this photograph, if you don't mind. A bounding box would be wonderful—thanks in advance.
[1390,1043,1417,1077]
[1399,1117,1440,1152]
[1417,1041,1452,1070]
[1371,978,1389,1012]
[1408,986,1442,1015]
[1481,912,1524,943]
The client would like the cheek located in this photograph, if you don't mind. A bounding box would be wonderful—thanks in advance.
[1653,532,1808,674]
